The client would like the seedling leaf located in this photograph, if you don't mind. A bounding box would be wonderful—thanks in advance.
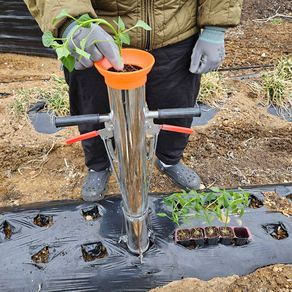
[134,20,151,31]
[119,32,130,45]
[53,9,72,24]
[205,192,215,203]
[156,213,167,217]
[56,46,70,60]
[42,31,54,47]
[73,47,90,59]
[118,16,125,31]
[60,55,75,72]
[78,14,92,27]
[210,187,220,193]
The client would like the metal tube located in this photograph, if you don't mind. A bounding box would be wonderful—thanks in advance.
[107,85,149,254]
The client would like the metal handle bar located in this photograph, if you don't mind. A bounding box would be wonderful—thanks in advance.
[55,107,200,128]
[146,107,201,119]
[54,114,111,128]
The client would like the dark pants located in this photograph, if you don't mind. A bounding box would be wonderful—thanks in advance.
[64,34,201,171]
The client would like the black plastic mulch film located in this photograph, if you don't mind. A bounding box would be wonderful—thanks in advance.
[1,184,292,292]
[0,0,55,57]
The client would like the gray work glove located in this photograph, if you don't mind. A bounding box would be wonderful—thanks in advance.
[189,26,227,74]
[63,22,124,71]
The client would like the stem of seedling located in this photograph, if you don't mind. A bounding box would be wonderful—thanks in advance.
[224,209,229,231]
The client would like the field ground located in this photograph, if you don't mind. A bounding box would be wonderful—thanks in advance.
[1,1,292,291]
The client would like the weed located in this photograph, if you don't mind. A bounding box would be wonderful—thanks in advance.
[251,57,292,117]
[10,76,70,119]
[271,19,283,24]
[198,71,226,108]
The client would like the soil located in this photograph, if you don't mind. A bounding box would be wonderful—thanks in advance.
[190,228,204,239]
[205,226,220,239]
[1,0,292,291]
[176,229,191,241]
[219,226,234,238]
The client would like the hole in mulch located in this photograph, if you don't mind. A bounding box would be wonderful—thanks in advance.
[3,221,11,239]
[0,221,20,241]
[82,205,100,221]
[286,194,292,201]
[31,246,49,263]
[262,222,289,240]
[248,195,264,209]
[81,242,107,262]
[33,214,53,227]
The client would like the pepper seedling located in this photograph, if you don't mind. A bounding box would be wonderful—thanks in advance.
[188,188,222,234]
[157,191,200,234]
[42,9,151,72]
[210,187,249,231]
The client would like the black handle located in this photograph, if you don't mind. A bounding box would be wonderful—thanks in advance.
[54,114,100,128]
[157,107,201,119]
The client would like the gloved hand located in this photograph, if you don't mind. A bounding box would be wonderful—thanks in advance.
[63,22,124,71]
[189,26,227,74]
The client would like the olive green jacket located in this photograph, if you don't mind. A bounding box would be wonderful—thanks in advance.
[23,0,242,50]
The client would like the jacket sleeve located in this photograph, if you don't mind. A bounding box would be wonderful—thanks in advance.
[23,0,98,37]
[197,0,243,28]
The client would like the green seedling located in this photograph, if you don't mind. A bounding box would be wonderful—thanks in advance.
[42,9,151,72]
[210,187,249,231]
[157,191,200,234]
[188,188,222,233]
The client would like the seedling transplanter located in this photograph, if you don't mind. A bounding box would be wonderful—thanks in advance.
[45,10,201,261]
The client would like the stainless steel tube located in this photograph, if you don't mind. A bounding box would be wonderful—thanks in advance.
[107,85,149,254]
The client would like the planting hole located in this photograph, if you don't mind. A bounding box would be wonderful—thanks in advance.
[3,221,11,239]
[31,246,49,263]
[262,222,288,240]
[82,205,100,221]
[34,214,53,227]
[286,194,292,201]
[81,242,107,262]
[248,195,263,209]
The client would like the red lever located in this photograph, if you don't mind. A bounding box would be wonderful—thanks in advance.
[66,131,99,144]
[160,124,194,134]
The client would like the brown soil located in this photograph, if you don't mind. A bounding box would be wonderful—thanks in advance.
[205,226,220,238]
[219,226,234,238]
[176,229,191,241]
[190,228,204,239]
[1,0,292,291]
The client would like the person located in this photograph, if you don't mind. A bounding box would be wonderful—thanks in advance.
[24,0,243,201]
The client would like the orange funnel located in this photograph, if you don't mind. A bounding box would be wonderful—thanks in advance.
[94,49,155,90]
